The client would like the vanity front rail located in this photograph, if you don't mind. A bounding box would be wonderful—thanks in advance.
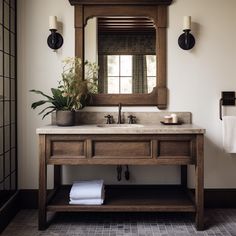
[45,134,196,165]
[38,133,204,231]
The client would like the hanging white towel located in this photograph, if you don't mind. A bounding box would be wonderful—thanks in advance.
[69,198,104,205]
[223,116,236,154]
[69,180,104,200]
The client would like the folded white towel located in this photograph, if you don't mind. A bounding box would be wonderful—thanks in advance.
[70,187,105,200]
[70,180,104,200]
[223,116,236,154]
[69,198,104,205]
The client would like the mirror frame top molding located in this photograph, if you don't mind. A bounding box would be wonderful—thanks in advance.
[69,0,172,5]
[69,0,172,109]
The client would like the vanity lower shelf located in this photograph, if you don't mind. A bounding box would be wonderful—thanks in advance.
[47,185,195,213]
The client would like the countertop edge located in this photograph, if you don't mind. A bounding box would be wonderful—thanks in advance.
[36,124,206,135]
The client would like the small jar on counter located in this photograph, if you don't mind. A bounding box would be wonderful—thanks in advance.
[171,114,178,123]
[164,115,173,123]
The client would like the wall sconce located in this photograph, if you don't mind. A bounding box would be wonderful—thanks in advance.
[47,16,63,50]
[178,16,195,50]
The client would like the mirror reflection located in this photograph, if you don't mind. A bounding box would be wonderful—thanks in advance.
[85,17,156,94]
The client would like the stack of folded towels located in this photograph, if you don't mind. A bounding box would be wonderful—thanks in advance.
[69,180,105,205]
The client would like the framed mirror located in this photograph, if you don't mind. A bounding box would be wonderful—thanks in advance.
[85,17,156,94]
[70,0,172,108]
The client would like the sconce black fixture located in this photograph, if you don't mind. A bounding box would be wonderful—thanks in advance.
[47,16,63,50]
[178,16,195,50]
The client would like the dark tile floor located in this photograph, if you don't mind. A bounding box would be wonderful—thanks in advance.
[2,209,236,236]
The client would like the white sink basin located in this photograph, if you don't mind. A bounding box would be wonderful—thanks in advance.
[97,124,144,128]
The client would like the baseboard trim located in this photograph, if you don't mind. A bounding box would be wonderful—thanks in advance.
[19,189,38,209]
[0,191,20,233]
[19,188,236,209]
[205,189,236,208]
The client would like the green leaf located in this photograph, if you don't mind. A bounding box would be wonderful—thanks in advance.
[42,108,56,119]
[31,100,50,109]
[30,89,53,100]
[38,106,56,115]
[51,88,67,109]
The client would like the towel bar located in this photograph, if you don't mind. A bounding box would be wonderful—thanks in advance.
[219,91,236,120]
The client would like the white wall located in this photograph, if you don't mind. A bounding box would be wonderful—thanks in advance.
[18,0,236,189]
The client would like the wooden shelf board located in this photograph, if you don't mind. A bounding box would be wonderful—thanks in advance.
[47,158,194,165]
[47,185,195,212]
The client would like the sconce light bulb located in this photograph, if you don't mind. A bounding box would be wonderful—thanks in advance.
[183,16,191,30]
[49,16,58,30]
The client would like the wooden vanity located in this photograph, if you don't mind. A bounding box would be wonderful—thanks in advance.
[37,124,205,230]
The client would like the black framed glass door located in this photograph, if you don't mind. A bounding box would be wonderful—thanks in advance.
[0,0,17,207]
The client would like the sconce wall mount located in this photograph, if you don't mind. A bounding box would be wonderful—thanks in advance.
[47,29,64,50]
[178,29,195,50]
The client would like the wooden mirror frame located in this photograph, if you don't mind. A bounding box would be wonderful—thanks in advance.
[69,0,172,109]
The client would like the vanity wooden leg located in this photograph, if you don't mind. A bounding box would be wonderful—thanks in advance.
[38,135,47,230]
[181,165,187,188]
[195,135,204,230]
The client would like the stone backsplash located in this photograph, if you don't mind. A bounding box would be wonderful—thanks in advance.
[52,111,191,125]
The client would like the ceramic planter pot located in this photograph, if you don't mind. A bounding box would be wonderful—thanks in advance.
[56,110,75,126]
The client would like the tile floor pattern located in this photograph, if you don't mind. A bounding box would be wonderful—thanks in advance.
[2,209,236,236]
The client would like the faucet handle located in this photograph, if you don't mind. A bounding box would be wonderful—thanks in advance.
[128,115,136,124]
[104,115,113,124]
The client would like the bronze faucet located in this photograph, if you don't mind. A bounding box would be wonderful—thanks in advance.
[117,103,122,124]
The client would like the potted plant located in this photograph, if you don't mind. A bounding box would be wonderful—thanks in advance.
[30,57,98,126]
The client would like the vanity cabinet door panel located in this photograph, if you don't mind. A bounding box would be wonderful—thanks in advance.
[46,135,87,161]
[156,135,196,163]
[92,140,153,159]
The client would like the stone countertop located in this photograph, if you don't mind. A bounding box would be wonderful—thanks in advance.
[36,124,205,134]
